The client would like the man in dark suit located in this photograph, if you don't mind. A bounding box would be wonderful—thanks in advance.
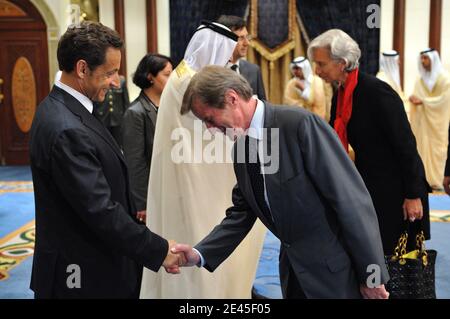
[93,75,129,147]
[444,127,450,196]
[171,66,390,299]
[29,21,183,299]
[217,15,266,100]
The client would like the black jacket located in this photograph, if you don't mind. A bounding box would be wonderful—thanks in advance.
[122,92,158,211]
[29,86,167,298]
[239,59,266,100]
[330,72,430,255]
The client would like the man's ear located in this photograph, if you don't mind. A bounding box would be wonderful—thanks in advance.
[225,89,238,108]
[76,60,88,78]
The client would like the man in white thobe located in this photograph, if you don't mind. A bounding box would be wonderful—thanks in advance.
[139,21,266,299]
[409,48,450,190]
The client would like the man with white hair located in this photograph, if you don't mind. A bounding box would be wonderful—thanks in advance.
[376,50,409,116]
[139,21,266,299]
[409,48,450,190]
[283,56,327,119]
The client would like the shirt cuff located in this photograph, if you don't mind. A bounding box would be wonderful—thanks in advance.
[192,248,205,267]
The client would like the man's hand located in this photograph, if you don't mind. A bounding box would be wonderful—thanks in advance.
[409,95,422,105]
[162,240,186,274]
[402,198,423,222]
[360,284,390,299]
[443,176,450,196]
[171,243,201,267]
[136,210,146,223]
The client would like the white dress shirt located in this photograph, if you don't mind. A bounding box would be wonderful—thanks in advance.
[54,80,94,114]
[226,61,241,74]
[195,97,271,267]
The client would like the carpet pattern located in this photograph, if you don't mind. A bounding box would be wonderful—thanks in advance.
[0,166,449,299]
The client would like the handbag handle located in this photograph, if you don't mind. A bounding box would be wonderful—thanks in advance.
[391,230,429,266]
[416,231,429,266]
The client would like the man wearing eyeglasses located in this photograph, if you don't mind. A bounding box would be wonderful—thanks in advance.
[217,15,267,100]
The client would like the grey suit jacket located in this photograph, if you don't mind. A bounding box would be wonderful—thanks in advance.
[195,103,389,299]
[239,59,266,100]
[122,91,157,211]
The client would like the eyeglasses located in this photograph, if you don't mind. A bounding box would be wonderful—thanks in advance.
[238,35,253,42]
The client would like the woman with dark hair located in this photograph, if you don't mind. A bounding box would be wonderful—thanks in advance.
[122,54,173,222]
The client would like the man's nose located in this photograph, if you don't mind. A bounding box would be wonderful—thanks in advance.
[315,67,322,76]
[111,73,120,88]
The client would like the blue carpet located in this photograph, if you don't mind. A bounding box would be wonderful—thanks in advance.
[0,166,31,181]
[253,231,282,299]
[429,194,450,211]
[427,222,450,298]
[0,166,449,299]
[0,257,33,299]
[0,193,35,238]
[253,222,450,299]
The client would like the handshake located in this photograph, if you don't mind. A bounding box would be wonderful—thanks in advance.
[162,240,200,274]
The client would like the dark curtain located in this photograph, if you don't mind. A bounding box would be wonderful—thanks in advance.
[170,0,249,66]
[257,0,289,49]
[297,0,380,75]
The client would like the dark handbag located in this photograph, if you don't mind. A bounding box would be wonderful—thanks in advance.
[385,231,437,299]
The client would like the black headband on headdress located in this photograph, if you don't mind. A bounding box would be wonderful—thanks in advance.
[193,20,238,42]
[420,48,436,55]
[291,57,307,65]
[382,51,399,57]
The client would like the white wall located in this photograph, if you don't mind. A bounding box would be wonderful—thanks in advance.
[442,0,450,73]
[157,0,171,56]
[380,0,450,93]
[124,0,147,100]
[98,0,114,30]
[404,0,430,95]
[43,0,71,35]
[380,0,394,53]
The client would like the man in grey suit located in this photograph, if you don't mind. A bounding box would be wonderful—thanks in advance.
[171,66,390,299]
[217,15,266,100]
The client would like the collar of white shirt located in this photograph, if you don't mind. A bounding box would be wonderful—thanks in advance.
[226,61,240,74]
[247,97,265,141]
[54,80,94,114]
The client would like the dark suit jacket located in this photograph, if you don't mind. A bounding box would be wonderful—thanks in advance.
[195,103,389,299]
[239,59,266,100]
[446,127,450,176]
[330,72,430,255]
[122,91,157,211]
[29,86,168,298]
